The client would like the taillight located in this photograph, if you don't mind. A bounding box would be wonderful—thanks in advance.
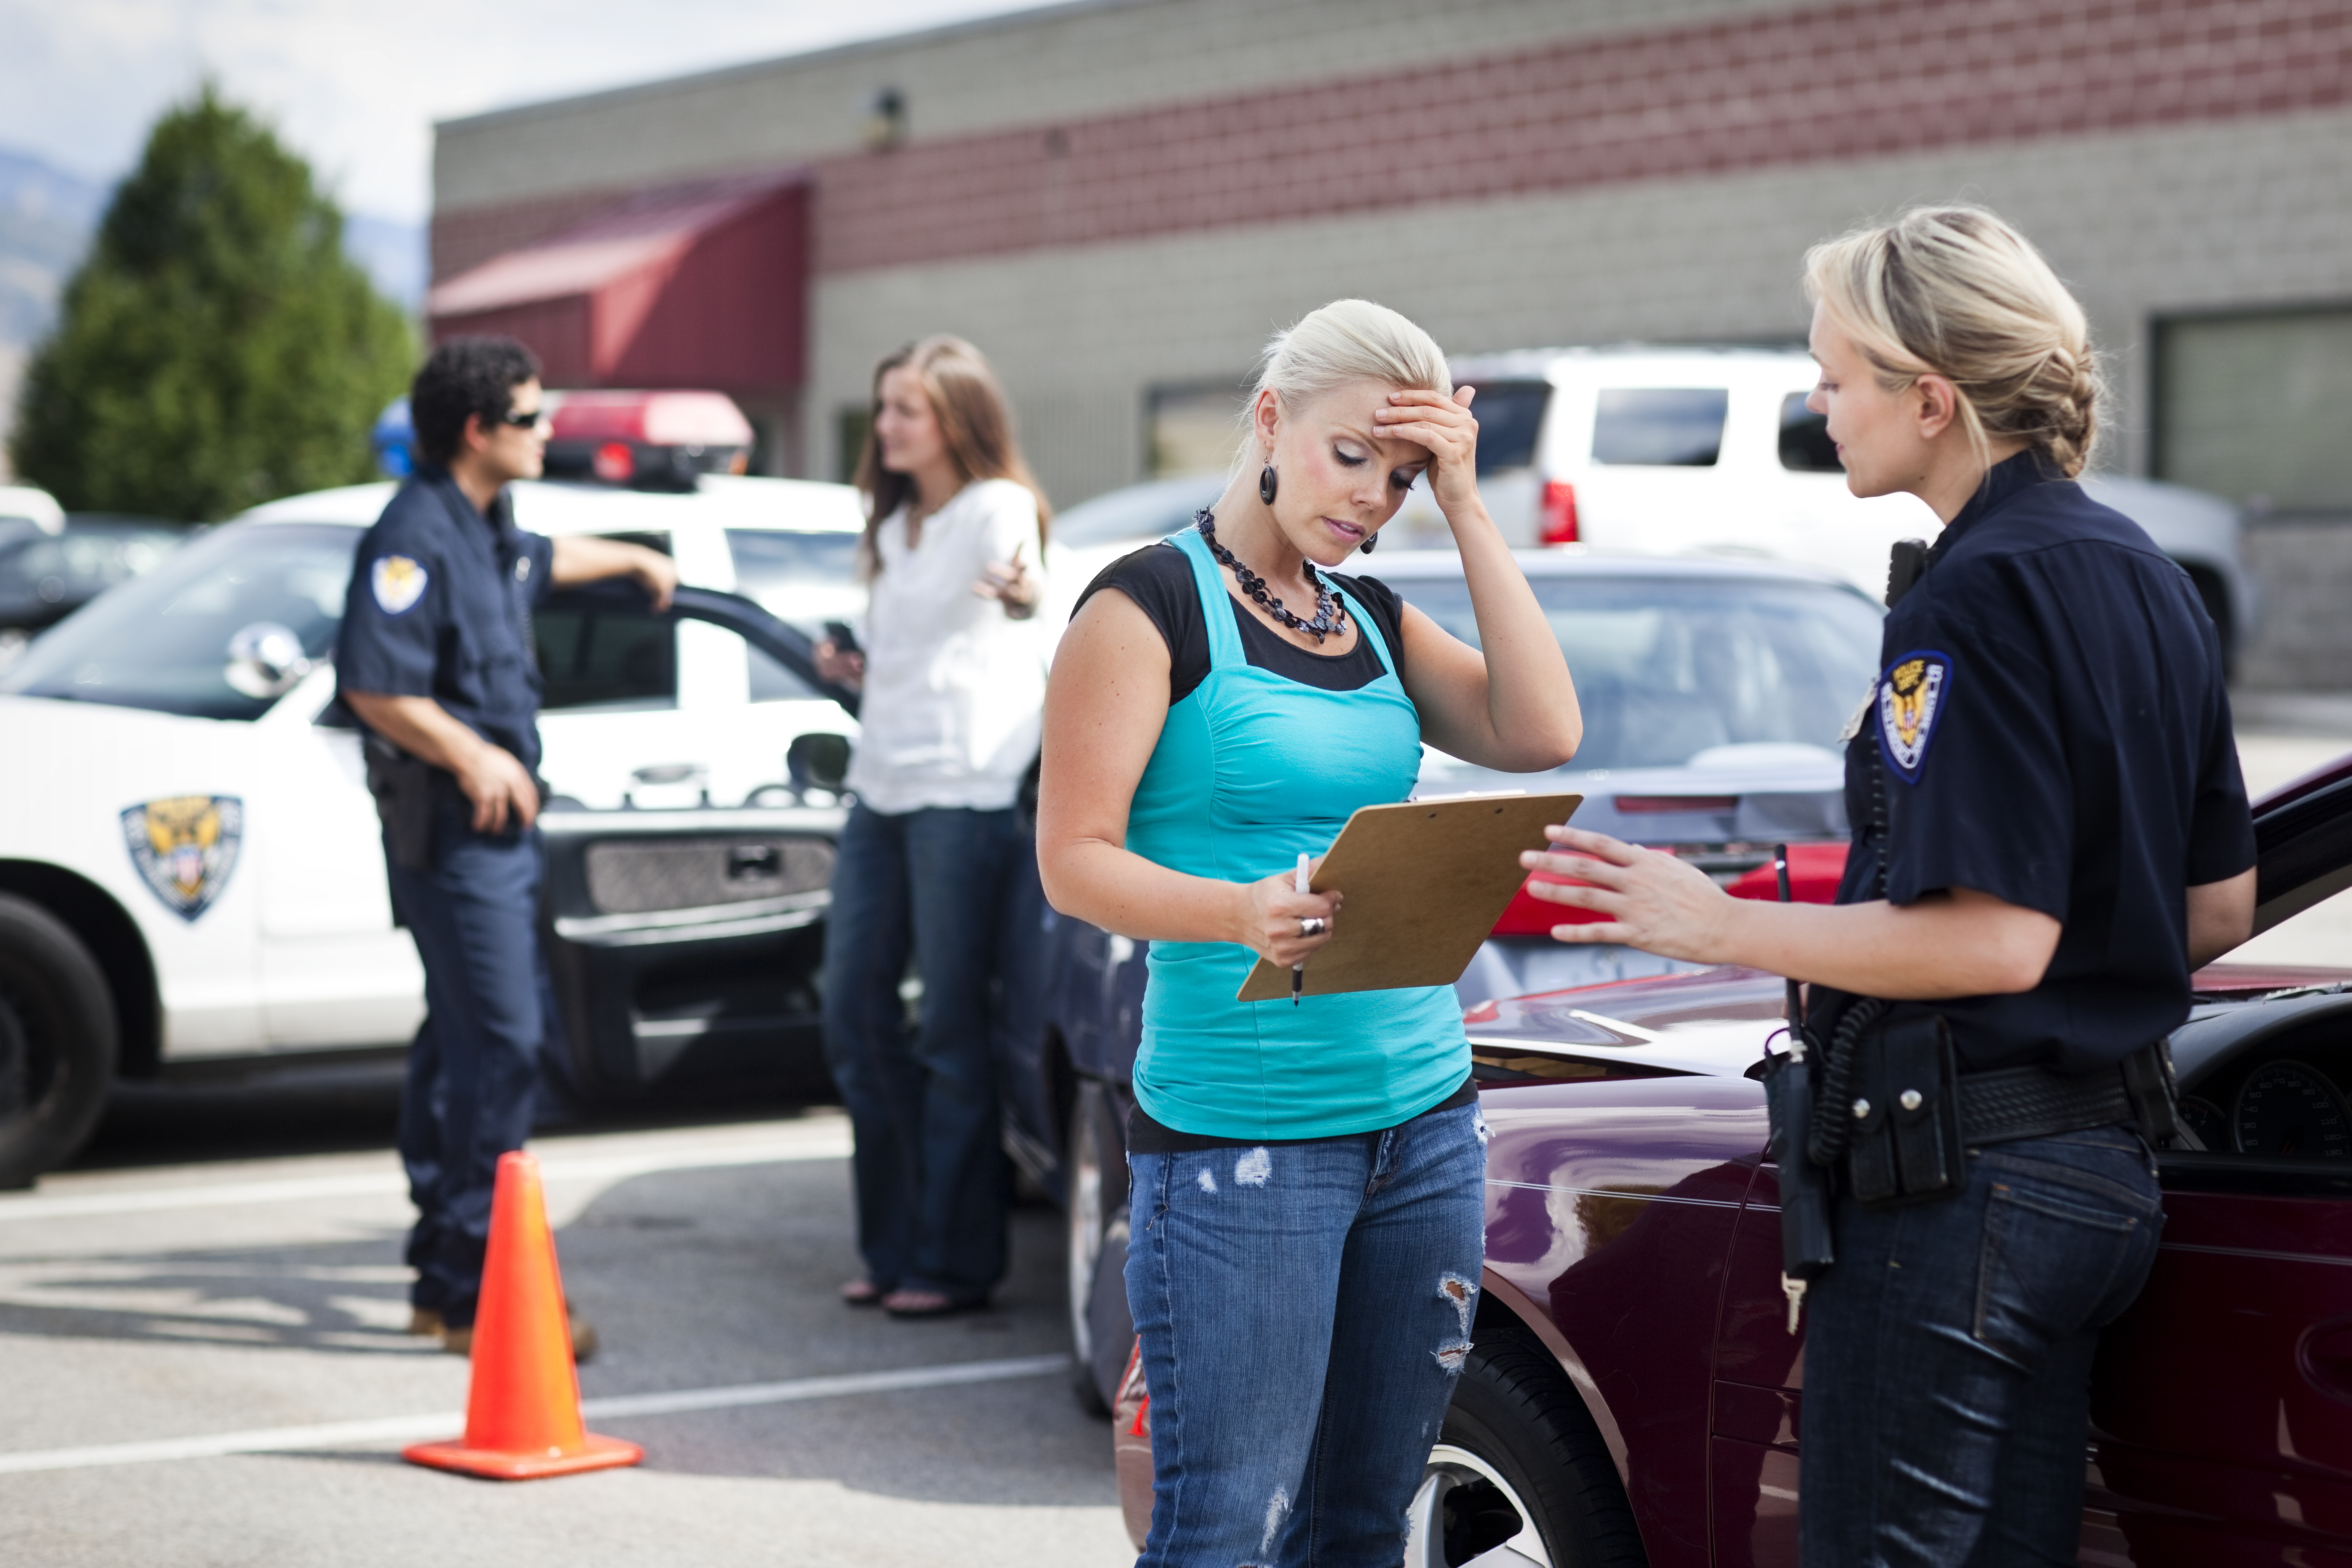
[1489,870,1611,936]
[1540,480,1579,545]
[593,441,634,483]
[1725,842,1850,903]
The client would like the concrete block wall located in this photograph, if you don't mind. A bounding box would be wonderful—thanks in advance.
[432,0,1812,217]
[812,106,2352,511]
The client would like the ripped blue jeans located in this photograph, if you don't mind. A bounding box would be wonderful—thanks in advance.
[1125,1099,1488,1568]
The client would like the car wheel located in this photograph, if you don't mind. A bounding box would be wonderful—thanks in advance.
[0,895,119,1189]
[1406,1331,1645,1568]
[1066,1077,1128,1414]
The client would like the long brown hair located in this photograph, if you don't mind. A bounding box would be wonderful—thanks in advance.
[854,335,1051,571]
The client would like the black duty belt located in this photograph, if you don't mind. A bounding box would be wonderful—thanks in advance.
[1955,1060,2136,1147]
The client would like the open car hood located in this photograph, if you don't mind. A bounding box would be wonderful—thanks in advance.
[1479,749,2352,1068]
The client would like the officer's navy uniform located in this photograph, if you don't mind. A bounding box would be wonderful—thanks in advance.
[336,465,554,1329]
[1800,451,2257,1564]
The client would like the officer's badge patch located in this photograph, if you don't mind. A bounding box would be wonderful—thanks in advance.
[1876,652,1949,782]
[121,796,243,921]
[371,555,428,616]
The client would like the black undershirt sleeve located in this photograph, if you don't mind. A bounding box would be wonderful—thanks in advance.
[1075,540,1411,704]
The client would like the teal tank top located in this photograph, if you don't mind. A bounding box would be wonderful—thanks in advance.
[1124,526,1470,1140]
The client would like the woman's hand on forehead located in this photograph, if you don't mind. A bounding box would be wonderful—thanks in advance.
[1372,387,1478,507]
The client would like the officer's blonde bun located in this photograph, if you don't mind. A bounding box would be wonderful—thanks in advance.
[1238,299,1452,472]
[1804,206,2103,478]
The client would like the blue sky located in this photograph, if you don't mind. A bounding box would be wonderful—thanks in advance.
[0,0,1036,225]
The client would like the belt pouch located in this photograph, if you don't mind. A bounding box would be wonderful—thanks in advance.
[363,734,436,874]
[1847,1015,1964,1209]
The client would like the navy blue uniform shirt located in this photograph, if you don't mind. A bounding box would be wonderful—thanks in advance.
[336,467,555,774]
[1836,451,2257,1075]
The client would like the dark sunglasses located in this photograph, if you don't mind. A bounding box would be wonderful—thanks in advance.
[493,406,549,428]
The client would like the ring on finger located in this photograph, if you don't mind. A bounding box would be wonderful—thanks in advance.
[1296,916,1328,938]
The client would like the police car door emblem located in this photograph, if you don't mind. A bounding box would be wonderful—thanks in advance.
[1877,653,1949,782]
[121,796,244,920]
[372,555,428,615]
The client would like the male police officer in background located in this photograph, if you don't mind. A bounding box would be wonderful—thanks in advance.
[338,337,677,1356]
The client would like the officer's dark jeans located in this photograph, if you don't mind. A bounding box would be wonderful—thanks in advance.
[820,803,1019,1301]
[1800,1125,2164,1567]
[388,818,543,1328]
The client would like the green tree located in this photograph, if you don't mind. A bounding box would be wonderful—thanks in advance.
[9,85,413,519]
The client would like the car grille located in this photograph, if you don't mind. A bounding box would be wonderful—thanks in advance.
[583,837,835,914]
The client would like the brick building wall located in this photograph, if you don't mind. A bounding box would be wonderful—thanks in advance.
[434,0,2352,681]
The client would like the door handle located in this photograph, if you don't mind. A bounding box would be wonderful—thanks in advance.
[2298,1317,2352,1403]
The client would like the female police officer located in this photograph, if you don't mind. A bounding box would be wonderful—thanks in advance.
[1521,208,2258,1564]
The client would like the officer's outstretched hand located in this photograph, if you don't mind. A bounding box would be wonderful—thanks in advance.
[456,742,542,834]
[1520,825,1736,964]
[633,548,679,611]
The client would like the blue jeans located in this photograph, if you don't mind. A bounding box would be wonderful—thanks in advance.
[821,803,1023,1300]
[1125,1100,1488,1568]
[388,817,545,1327]
[1801,1126,2164,1567]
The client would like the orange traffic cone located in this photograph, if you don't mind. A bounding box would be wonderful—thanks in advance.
[404,1151,642,1480]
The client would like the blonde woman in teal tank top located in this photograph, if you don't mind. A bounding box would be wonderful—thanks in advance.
[1039,301,1581,1567]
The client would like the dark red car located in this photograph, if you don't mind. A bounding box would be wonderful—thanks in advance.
[1115,756,2352,1565]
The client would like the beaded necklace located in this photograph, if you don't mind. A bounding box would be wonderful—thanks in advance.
[1194,510,1348,644]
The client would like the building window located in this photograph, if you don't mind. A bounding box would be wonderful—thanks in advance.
[836,406,872,484]
[2158,308,2352,516]
[1146,382,1248,478]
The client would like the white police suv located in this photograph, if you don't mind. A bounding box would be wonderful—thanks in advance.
[0,412,867,1185]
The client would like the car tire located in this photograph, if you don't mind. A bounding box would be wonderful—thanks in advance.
[1406,1328,1646,1568]
[0,894,119,1189]
[1066,1076,1128,1415]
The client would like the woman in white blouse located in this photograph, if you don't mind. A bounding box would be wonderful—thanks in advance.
[814,335,1050,1316]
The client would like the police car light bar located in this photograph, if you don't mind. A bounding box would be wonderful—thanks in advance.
[545,390,755,490]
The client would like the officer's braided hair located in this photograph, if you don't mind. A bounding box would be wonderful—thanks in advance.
[1803,206,2104,478]
[411,336,544,466]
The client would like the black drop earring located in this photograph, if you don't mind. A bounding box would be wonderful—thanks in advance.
[1359,531,1377,554]
[1259,464,1278,505]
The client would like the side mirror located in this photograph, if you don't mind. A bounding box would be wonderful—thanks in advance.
[224,622,311,699]
[787,733,851,795]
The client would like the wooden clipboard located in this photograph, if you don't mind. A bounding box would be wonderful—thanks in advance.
[1236,791,1583,1002]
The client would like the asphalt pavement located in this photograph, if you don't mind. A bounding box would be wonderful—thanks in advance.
[0,1082,1128,1568]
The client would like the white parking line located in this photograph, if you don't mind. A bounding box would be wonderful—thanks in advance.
[0,1353,1069,1475]
[0,1131,854,1223]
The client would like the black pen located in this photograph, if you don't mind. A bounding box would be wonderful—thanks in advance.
[1292,852,1310,1006]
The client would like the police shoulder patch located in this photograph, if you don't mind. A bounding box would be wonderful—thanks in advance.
[371,554,428,615]
[1876,651,1950,782]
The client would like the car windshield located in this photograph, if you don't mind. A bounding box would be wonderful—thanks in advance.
[726,528,864,633]
[1053,477,1223,547]
[0,522,358,720]
[0,525,183,594]
[1392,572,1882,773]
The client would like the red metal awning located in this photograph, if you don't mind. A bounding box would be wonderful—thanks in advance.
[427,175,809,392]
